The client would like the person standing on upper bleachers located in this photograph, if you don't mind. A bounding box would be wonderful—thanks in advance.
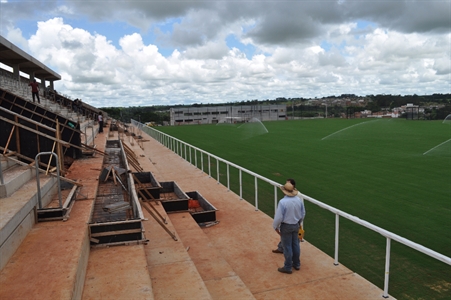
[28,79,40,104]
[98,112,104,133]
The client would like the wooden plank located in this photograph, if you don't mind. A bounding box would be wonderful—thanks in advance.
[139,198,177,241]
[111,167,117,185]
[14,116,21,154]
[46,141,57,175]
[81,142,108,156]
[3,125,15,155]
[0,106,57,133]
[0,116,70,147]
[56,119,64,173]
[0,147,83,186]
[136,189,166,224]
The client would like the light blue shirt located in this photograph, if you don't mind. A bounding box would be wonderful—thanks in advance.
[273,195,306,230]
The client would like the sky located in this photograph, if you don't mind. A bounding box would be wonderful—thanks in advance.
[0,0,450,108]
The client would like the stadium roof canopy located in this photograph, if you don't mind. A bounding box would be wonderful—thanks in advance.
[0,35,61,82]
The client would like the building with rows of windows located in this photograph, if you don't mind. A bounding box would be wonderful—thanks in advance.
[170,104,287,125]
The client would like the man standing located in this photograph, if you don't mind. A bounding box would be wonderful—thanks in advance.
[98,112,104,133]
[28,79,40,103]
[273,181,306,274]
[273,178,306,253]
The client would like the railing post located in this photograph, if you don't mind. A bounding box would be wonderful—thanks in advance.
[334,213,340,266]
[208,155,211,177]
[194,149,197,168]
[254,176,258,211]
[383,237,392,298]
[274,185,278,211]
[216,159,220,183]
[35,152,62,209]
[201,152,204,172]
[91,120,94,146]
[239,169,243,200]
[227,164,230,191]
[84,125,88,144]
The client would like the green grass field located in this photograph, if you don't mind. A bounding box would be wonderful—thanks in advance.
[151,118,451,299]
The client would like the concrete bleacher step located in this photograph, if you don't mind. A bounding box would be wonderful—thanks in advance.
[168,212,256,300]
[0,164,34,198]
[0,156,16,172]
[82,244,155,300]
[0,174,56,271]
[82,200,214,300]
[141,204,213,300]
[0,129,107,300]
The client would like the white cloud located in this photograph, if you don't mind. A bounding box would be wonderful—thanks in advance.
[1,1,449,107]
[5,27,28,51]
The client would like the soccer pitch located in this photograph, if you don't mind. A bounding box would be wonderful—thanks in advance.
[155,118,451,299]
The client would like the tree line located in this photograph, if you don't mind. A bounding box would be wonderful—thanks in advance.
[101,93,450,124]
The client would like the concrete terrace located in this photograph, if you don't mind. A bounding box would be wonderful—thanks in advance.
[0,125,394,299]
[85,127,392,299]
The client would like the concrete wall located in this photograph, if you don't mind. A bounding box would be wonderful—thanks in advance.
[170,104,287,125]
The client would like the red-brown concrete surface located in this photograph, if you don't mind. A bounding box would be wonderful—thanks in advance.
[125,128,395,300]
[0,126,396,300]
[0,129,108,300]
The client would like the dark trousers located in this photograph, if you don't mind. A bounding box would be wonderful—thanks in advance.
[32,92,40,103]
[280,223,301,270]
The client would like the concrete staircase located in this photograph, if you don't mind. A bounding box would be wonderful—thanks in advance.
[1,74,89,125]
[0,155,57,270]
[0,129,255,300]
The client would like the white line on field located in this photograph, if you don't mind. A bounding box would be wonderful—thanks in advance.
[321,119,380,140]
[423,138,451,155]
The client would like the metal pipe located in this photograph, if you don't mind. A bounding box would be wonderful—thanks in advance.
[227,164,230,191]
[35,152,62,209]
[216,159,219,183]
[334,214,340,265]
[254,176,258,211]
[383,238,392,298]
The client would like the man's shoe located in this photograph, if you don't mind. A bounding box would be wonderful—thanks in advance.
[293,265,300,270]
[278,267,292,274]
[272,249,283,254]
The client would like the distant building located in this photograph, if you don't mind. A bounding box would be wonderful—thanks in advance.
[170,105,287,125]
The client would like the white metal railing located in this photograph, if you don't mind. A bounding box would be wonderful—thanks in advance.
[131,119,451,298]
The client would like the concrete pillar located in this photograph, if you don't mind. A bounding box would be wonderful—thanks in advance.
[13,65,20,80]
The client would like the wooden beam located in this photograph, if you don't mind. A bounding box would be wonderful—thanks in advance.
[0,116,70,147]
[3,125,15,155]
[136,188,166,224]
[56,119,64,173]
[90,228,142,238]
[139,198,177,241]
[81,143,108,156]
[0,147,83,186]
[0,106,57,133]
[14,116,21,154]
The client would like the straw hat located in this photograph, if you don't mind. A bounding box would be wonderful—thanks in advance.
[280,182,298,197]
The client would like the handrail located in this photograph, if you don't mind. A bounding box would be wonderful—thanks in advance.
[131,119,451,298]
[35,152,62,209]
